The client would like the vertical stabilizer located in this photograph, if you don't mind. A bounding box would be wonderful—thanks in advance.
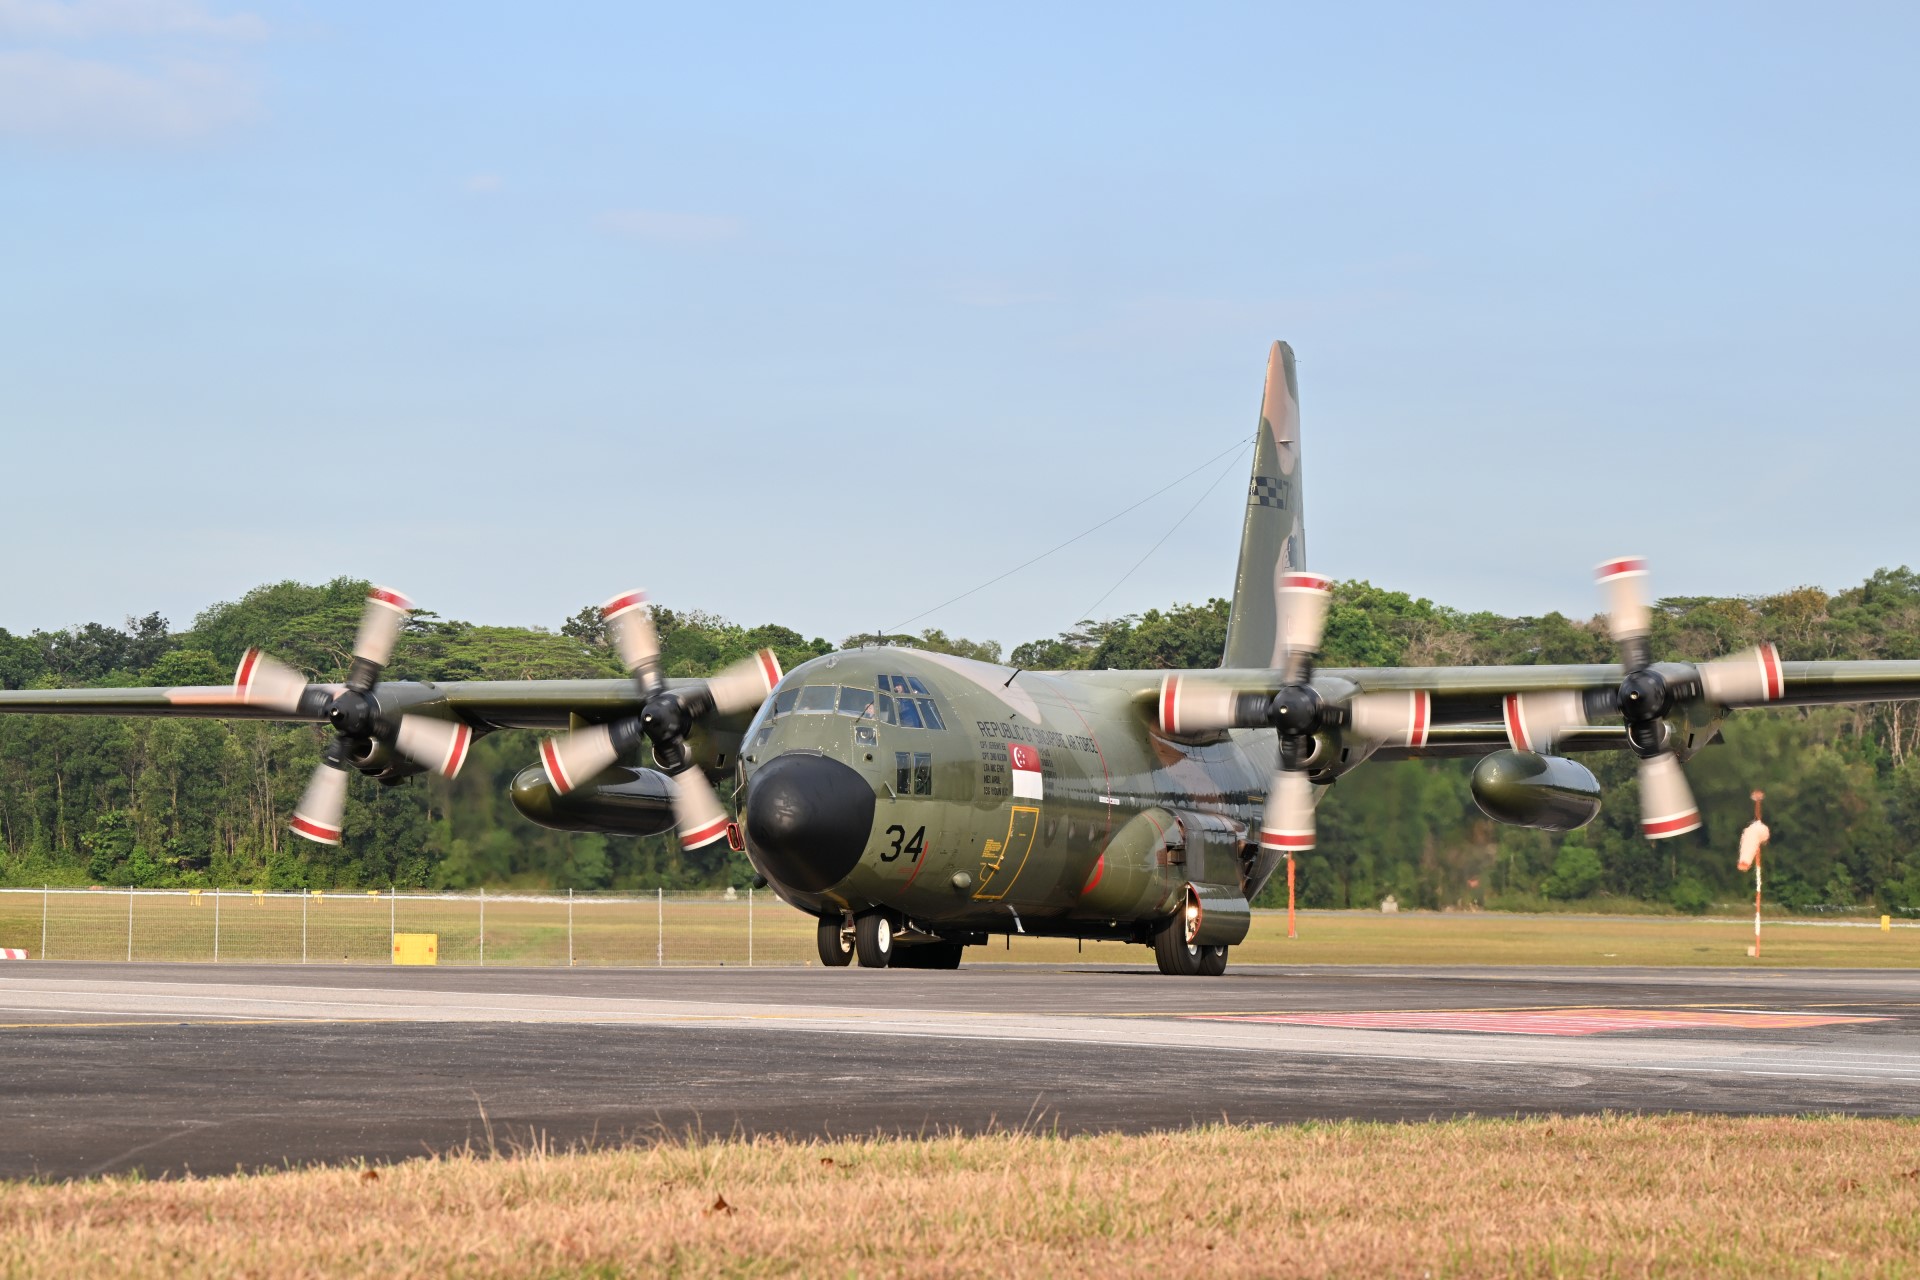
[1221,341,1306,669]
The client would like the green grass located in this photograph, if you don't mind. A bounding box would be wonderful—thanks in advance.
[3,1117,1918,1277]
[1,890,1913,968]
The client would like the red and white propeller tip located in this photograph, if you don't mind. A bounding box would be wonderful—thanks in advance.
[1699,644,1785,706]
[290,764,349,845]
[601,589,662,684]
[1259,769,1317,853]
[1637,753,1701,840]
[234,648,307,713]
[1594,557,1650,643]
[1347,690,1431,749]
[539,724,616,797]
[1501,691,1587,755]
[394,716,474,779]
[354,586,414,671]
[1277,572,1334,660]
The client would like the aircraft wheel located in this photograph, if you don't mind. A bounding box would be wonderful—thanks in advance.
[1151,916,1202,976]
[816,916,853,967]
[854,910,895,968]
[1197,944,1229,977]
[894,942,964,970]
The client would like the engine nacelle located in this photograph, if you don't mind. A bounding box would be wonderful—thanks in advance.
[1470,750,1602,832]
[510,765,679,836]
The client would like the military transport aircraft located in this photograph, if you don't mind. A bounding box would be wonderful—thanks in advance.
[6,343,1919,975]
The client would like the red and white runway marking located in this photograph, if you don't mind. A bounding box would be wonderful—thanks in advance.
[1193,1007,1888,1037]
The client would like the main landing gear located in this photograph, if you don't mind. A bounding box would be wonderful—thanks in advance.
[1152,913,1230,976]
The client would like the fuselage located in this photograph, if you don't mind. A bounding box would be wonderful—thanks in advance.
[737,648,1279,941]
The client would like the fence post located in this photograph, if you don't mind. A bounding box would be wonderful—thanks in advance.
[126,886,133,962]
[656,887,663,967]
[41,885,48,961]
[479,887,485,968]
[213,886,220,963]
[748,885,754,967]
[567,887,573,968]
[301,889,308,964]
[389,884,396,959]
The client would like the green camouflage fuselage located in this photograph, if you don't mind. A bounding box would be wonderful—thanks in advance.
[739,647,1277,942]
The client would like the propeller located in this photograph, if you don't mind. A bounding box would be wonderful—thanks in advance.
[1157,572,1433,854]
[537,590,782,850]
[233,586,475,846]
[1503,557,1786,840]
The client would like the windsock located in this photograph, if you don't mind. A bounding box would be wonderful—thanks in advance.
[1738,820,1770,872]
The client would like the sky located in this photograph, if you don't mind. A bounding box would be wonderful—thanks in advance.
[3,1,1917,651]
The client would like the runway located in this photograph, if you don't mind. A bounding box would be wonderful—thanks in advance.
[1,961,1916,1179]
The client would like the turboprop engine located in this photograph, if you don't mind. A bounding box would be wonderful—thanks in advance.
[509,765,680,837]
[1469,750,1602,832]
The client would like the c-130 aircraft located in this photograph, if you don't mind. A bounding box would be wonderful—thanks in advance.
[7,342,1919,975]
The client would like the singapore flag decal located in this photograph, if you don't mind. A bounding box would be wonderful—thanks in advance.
[1008,743,1044,800]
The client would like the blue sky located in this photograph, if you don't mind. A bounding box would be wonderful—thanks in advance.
[3,2,1916,650]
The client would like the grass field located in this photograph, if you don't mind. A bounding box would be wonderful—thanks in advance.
[1,889,1916,968]
[1,1117,1916,1277]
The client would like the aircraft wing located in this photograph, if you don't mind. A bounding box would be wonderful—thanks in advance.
[1325,660,1920,713]
[0,678,717,733]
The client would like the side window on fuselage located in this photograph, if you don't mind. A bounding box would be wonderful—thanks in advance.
[913,752,933,795]
[895,751,912,795]
[794,685,837,713]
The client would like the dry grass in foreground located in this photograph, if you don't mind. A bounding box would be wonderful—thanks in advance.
[3,1116,1919,1278]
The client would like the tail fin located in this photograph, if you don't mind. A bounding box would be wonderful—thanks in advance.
[1221,341,1307,669]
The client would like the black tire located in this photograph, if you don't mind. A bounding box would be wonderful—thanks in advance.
[1152,915,1202,976]
[854,910,895,968]
[817,916,854,967]
[1197,944,1229,977]
[894,942,964,970]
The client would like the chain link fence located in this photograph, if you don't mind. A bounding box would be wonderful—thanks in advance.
[0,887,819,966]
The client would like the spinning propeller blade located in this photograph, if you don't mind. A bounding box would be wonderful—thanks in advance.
[291,761,349,846]
[538,588,777,849]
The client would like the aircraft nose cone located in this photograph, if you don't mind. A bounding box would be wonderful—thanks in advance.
[744,752,876,894]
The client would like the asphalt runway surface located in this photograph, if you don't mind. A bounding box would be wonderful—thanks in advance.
[2,960,1916,1179]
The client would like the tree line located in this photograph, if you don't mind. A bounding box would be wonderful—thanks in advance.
[3,571,1919,914]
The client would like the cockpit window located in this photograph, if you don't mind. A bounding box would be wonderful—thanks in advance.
[837,687,875,718]
[915,698,945,731]
[794,685,838,713]
[875,692,895,724]
[906,676,930,695]
[771,687,799,716]
[894,696,923,729]
[889,675,912,695]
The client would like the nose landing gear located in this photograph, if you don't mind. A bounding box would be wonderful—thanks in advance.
[816,916,854,967]
[854,910,896,967]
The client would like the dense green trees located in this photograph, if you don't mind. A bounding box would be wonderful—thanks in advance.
[3,571,1918,914]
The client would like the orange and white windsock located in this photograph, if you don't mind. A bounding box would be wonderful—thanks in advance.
[1738,820,1770,872]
